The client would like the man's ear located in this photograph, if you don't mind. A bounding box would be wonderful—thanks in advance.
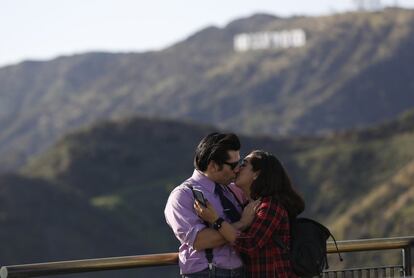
[207,161,220,172]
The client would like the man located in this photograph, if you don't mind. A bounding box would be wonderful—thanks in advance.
[165,132,246,277]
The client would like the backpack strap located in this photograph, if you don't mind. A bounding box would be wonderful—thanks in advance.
[328,230,343,262]
[183,182,214,269]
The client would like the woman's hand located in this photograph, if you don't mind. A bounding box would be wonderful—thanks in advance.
[194,200,219,224]
[239,199,261,229]
[195,200,239,243]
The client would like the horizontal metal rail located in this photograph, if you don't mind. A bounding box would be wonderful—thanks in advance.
[326,236,414,253]
[1,236,413,278]
[0,253,178,278]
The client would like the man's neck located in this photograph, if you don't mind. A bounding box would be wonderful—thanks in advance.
[200,170,211,179]
[200,170,222,186]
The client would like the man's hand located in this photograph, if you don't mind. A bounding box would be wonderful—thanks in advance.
[194,200,219,224]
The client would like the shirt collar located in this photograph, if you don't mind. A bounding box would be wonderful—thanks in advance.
[191,169,217,193]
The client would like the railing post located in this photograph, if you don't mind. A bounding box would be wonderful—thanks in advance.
[403,245,412,276]
[0,267,8,278]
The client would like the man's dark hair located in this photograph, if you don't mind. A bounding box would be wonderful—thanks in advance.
[194,132,241,171]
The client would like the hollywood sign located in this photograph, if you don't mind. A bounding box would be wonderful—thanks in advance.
[234,29,306,52]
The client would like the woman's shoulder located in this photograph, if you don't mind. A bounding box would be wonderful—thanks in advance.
[261,196,281,204]
[262,196,288,212]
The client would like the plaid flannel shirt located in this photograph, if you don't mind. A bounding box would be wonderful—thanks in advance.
[233,197,297,278]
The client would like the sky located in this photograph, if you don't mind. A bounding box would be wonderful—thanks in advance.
[1,0,413,68]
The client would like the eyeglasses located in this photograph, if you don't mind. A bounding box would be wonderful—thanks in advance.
[239,159,248,168]
[223,159,242,170]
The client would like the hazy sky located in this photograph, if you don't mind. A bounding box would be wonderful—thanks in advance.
[1,0,413,67]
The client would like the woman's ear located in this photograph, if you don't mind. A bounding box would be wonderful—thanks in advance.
[253,170,261,180]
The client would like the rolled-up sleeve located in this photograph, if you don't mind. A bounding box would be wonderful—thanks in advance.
[165,186,206,248]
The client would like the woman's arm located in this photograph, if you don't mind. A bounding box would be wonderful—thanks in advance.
[233,199,288,256]
[232,200,260,231]
[193,200,259,243]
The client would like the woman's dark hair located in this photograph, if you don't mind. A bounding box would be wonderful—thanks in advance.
[249,150,305,218]
[194,132,241,171]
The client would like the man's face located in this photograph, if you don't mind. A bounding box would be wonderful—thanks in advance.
[215,150,241,186]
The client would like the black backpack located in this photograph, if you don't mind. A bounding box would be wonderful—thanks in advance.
[274,217,342,277]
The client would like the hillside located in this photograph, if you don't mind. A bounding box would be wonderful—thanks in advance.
[0,110,409,275]
[332,160,414,239]
[1,8,414,171]
[23,110,414,230]
[0,174,139,261]
[290,110,414,221]
[0,172,180,277]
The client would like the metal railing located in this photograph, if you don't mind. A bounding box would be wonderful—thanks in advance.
[323,266,406,278]
[323,237,413,278]
[1,236,413,278]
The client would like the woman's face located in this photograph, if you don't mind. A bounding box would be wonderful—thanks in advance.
[235,154,258,190]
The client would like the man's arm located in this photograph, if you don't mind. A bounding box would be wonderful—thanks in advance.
[166,186,228,251]
[193,199,260,247]
[193,227,227,250]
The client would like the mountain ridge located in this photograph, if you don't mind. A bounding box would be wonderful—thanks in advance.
[1,9,414,171]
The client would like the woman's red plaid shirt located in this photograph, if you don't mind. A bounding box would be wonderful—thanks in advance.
[234,196,297,278]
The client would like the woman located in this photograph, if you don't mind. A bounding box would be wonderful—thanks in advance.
[195,150,305,278]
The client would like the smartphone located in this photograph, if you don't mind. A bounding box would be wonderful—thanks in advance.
[192,189,207,207]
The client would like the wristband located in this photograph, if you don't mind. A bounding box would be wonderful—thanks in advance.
[212,217,225,230]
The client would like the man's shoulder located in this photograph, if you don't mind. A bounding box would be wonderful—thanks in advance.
[165,179,197,214]
[168,179,195,199]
